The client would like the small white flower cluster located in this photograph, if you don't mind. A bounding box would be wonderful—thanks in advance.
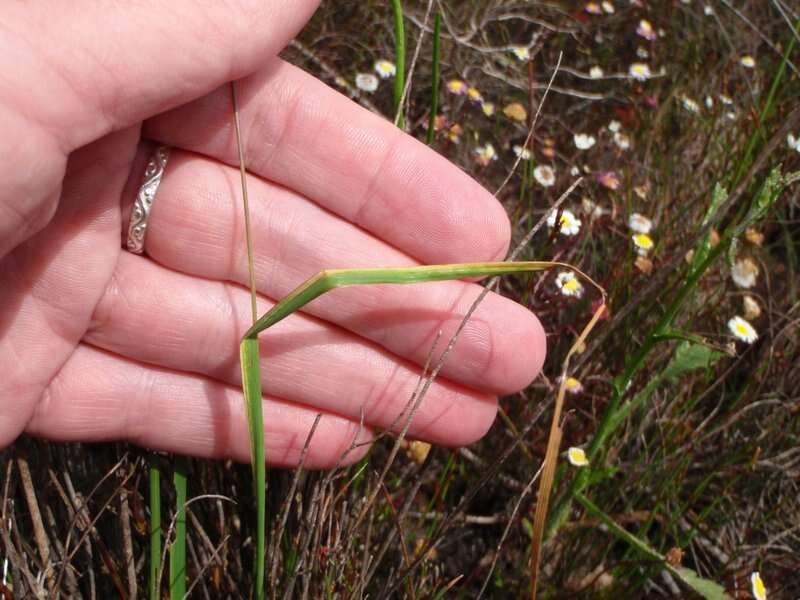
[567,447,589,467]
[574,133,596,150]
[555,271,584,297]
[510,46,530,61]
[354,59,397,93]
[534,165,557,188]
[728,316,758,344]
[629,62,652,81]
[751,572,767,600]
[473,143,497,166]
[681,95,701,113]
[546,208,581,236]
[788,133,800,153]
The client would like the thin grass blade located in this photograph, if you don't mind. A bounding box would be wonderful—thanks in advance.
[240,336,266,598]
[149,457,162,600]
[169,456,188,600]
[390,0,406,127]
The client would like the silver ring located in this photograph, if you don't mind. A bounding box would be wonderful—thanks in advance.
[126,146,170,254]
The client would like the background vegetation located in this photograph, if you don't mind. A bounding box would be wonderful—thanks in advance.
[2,1,798,598]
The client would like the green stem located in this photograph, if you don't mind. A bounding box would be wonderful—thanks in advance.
[169,456,188,600]
[730,20,798,186]
[546,234,729,537]
[390,0,406,128]
[149,457,162,600]
[240,337,266,599]
[546,170,789,538]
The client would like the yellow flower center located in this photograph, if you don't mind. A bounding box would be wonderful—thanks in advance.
[634,233,654,249]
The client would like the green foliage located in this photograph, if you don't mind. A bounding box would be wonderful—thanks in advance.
[577,494,730,599]
[149,459,162,600]
[169,457,188,600]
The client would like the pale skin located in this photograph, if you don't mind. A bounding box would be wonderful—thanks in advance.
[0,1,546,468]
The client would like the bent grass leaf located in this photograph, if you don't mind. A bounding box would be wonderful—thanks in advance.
[239,262,605,599]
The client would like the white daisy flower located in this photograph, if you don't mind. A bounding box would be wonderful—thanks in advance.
[629,63,652,81]
[681,95,700,113]
[636,19,657,41]
[731,257,759,289]
[750,572,767,600]
[555,271,585,297]
[585,2,602,15]
[547,209,582,236]
[628,213,653,234]
[740,55,756,68]
[474,143,497,166]
[574,133,597,150]
[534,165,557,188]
[467,87,483,103]
[512,145,531,160]
[704,5,713,15]
[589,65,604,79]
[563,376,584,393]
[613,132,631,150]
[374,59,396,79]
[567,447,590,467]
[601,1,615,13]
[446,79,467,95]
[787,133,800,152]
[510,46,530,61]
[632,233,654,255]
[608,120,622,133]
[728,316,758,344]
[355,73,379,93]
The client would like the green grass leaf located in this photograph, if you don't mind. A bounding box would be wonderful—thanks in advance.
[576,493,731,599]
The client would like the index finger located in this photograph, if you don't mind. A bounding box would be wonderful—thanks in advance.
[144,59,512,265]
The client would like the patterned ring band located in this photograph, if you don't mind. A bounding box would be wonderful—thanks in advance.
[126,145,171,254]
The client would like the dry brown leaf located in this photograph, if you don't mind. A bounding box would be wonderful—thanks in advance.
[635,256,653,274]
[745,227,764,246]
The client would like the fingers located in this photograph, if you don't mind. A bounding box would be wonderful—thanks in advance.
[143,59,512,266]
[0,1,317,257]
[128,149,546,395]
[1,1,319,153]
[0,126,136,447]
[29,344,371,469]
[86,253,499,446]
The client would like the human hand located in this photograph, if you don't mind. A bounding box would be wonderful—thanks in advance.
[0,1,546,467]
